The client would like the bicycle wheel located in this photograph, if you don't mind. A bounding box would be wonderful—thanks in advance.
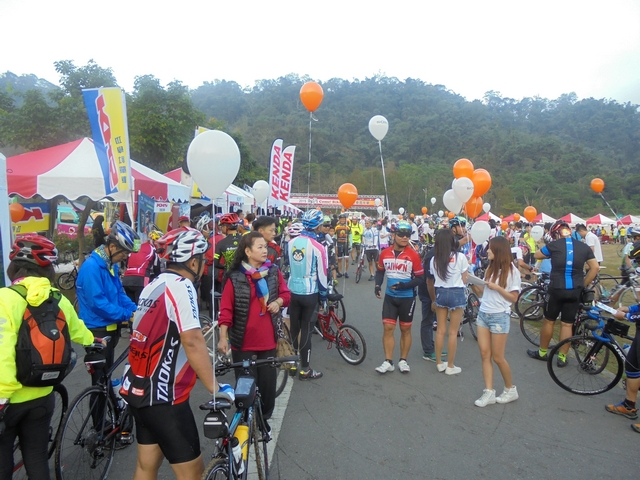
[253,412,269,480]
[202,457,230,480]
[618,287,639,309]
[56,272,76,291]
[275,323,292,398]
[355,264,363,283]
[465,293,480,341]
[547,335,623,395]
[329,299,346,323]
[514,285,544,318]
[594,273,619,300]
[56,387,117,480]
[519,302,548,347]
[336,324,367,365]
[200,314,220,361]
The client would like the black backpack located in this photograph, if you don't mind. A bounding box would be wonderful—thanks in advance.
[10,285,74,387]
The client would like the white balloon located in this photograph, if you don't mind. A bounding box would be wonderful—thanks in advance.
[430,197,436,205]
[398,207,405,215]
[452,177,475,203]
[187,130,241,199]
[443,189,463,214]
[438,210,444,217]
[531,225,544,241]
[374,198,382,206]
[377,206,384,214]
[252,180,270,205]
[483,202,491,213]
[470,221,491,244]
[368,115,389,141]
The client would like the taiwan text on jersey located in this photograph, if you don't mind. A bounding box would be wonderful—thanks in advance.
[377,246,424,298]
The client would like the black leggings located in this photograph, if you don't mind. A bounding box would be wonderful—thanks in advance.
[232,348,277,419]
[289,293,318,369]
[0,393,54,480]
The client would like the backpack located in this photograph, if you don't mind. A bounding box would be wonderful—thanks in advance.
[9,285,73,387]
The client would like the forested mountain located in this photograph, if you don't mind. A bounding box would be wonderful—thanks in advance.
[1,62,639,217]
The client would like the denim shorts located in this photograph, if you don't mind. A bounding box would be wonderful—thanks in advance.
[476,310,511,334]
[434,287,466,311]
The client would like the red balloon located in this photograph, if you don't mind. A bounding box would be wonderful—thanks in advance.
[591,178,605,193]
[471,169,492,197]
[10,203,25,223]
[337,183,358,209]
[453,158,474,179]
[300,82,324,112]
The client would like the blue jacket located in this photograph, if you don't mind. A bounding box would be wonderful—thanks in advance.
[76,251,137,329]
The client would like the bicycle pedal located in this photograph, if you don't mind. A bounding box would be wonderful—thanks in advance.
[118,432,134,444]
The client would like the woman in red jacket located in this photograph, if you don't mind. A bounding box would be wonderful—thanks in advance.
[217,232,290,424]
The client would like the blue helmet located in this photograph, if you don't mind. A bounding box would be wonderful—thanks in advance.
[396,220,412,234]
[108,220,140,252]
[302,210,324,229]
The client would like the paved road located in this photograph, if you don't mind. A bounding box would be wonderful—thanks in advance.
[59,275,638,479]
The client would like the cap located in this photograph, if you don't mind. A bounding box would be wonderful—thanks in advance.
[178,215,190,223]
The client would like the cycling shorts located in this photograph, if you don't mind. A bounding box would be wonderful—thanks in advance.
[544,288,582,324]
[625,329,640,377]
[365,250,379,263]
[382,295,416,326]
[337,243,350,258]
[352,243,362,252]
[129,400,200,464]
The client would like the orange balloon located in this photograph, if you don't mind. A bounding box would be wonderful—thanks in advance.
[398,215,403,220]
[410,213,415,219]
[10,203,25,223]
[465,196,483,219]
[453,158,474,179]
[591,178,605,193]
[472,169,492,197]
[447,212,455,219]
[421,207,428,214]
[514,213,521,222]
[300,82,324,112]
[337,183,358,209]
[523,206,537,222]
[500,215,504,219]
[501,221,508,231]
[444,211,449,215]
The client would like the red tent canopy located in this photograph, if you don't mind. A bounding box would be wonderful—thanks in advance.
[617,215,640,225]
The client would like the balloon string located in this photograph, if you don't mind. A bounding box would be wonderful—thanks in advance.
[307,112,312,201]
[599,193,620,224]
[211,233,216,398]
[378,141,390,213]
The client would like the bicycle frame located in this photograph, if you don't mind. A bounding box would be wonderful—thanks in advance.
[317,306,342,345]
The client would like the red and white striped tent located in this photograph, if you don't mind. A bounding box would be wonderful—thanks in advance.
[617,215,640,225]
[586,214,616,225]
[558,213,587,225]
[475,212,501,222]
[532,212,556,223]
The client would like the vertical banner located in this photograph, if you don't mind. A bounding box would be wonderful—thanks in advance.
[278,145,295,205]
[0,153,10,287]
[268,139,284,206]
[82,87,131,195]
[137,192,155,242]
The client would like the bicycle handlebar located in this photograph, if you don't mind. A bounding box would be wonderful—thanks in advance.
[214,355,299,376]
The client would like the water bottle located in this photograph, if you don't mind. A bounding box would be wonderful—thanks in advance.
[111,379,125,410]
[234,424,249,461]
[231,437,244,475]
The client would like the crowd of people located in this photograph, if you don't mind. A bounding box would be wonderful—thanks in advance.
[2,206,640,479]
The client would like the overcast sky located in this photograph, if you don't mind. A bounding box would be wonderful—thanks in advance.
[2,0,639,104]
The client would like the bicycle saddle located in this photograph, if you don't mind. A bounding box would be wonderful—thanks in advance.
[327,293,343,301]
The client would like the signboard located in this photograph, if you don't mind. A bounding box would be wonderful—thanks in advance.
[12,202,51,234]
[290,194,384,209]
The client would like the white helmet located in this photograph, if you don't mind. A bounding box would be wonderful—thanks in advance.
[155,227,208,263]
[288,223,304,237]
[196,214,212,232]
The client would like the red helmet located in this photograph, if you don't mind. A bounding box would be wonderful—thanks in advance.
[10,234,58,267]
[219,213,239,226]
[549,221,571,240]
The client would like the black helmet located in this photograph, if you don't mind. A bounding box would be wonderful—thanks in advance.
[629,240,640,260]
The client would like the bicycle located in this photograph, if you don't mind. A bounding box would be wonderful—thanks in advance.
[599,272,640,308]
[354,247,366,283]
[12,383,68,479]
[56,263,79,291]
[200,355,299,480]
[55,339,134,480]
[547,304,634,395]
[315,292,367,364]
[461,288,480,341]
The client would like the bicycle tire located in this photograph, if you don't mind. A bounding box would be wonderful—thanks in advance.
[618,286,639,309]
[253,412,269,480]
[56,272,76,291]
[355,264,362,283]
[275,323,292,398]
[330,299,346,324]
[593,273,619,301]
[547,335,623,395]
[514,285,544,318]
[336,324,367,365]
[55,386,117,480]
[201,457,229,480]
[200,314,220,361]
[465,293,480,341]
[519,302,549,347]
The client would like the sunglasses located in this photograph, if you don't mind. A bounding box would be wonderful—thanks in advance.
[322,223,331,227]
[395,231,411,238]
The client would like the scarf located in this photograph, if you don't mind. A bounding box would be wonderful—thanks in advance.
[240,260,272,315]
[95,244,115,274]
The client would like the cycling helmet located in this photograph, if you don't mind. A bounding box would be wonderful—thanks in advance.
[396,220,412,234]
[323,215,332,225]
[196,214,212,232]
[108,220,140,252]
[339,213,348,219]
[302,210,324,229]
[10,234,58,267]
[219,213,239,225]
[288,222,304,237]
[449,216,467,228]
[155,227,209,263]
[148,230,163,241]
[628,240,640,260]
[549,220,571,240]
[629,228,640,239]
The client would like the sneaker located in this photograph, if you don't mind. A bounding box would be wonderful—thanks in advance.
[344,273,349,279]
[631,424,640,434]
[375,360,395,373]
[336,272,343,278]
[474,389,496,407]
[436,363,447,373]
[445,366,462,375]
[527,349,548,361]
[398,360,410,373]
[368,275,375,281]
[605,401,639,419]
[298,369,323,380]
[422,351,447,362]
[556,356,567,368]
[496,386,519,404]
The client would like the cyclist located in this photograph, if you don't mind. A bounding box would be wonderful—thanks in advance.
[214,213,243,287]
[121,227,232,480]
[197,214,215,315]
[0,235,95,479]
[334,213,351,278]
[122,229,162,304]
[374,221,425,374]
[288,210,328,380]
[178,215,190,228]
[620,229,640,285]
[362,218,380,281]
[528,221,599,365]
[576,223,603,263]
[76,220,139,386]
[449,216,471,257]
[319,216,338,285]
[349,216,364,266]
